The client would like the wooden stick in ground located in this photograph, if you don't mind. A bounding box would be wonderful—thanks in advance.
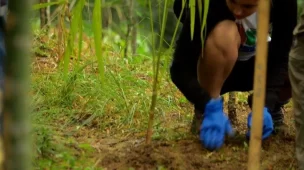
[247,0,270,169]
[228,92,237,125]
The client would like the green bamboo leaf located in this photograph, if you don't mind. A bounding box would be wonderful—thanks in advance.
[32,0,66,10]
[189,0,196,40]
[197,0,203,22]
[92,0,104,84]
[201,0,210,46]
[77,0,85,61]
[62,0,85,78]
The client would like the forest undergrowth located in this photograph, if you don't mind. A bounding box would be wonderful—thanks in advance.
[31,26,297,170]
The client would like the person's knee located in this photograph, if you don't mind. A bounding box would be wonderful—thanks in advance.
[204,20,240,62]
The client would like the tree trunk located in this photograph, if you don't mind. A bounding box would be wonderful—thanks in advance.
[124,0,136,58]
[3,0,32,169]
[131,25,137,55]
[129,0,137,55]
[56,4,68,62]
[39,0,48,30]
[228,92,237,125]
[46,0,51,27]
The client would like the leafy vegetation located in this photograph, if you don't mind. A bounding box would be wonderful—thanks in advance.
[28,0,302,169]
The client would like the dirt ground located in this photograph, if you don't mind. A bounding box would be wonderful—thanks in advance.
[70,107,297,170]
[96,135,295,170]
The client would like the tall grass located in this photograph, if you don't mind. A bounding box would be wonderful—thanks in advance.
[32,0,211,144]
[29,0,211,168]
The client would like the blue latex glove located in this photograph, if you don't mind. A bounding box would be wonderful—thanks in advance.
[199,98,234,151]
[246,107,274,140]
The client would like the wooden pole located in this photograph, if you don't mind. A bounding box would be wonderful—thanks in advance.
[247,0,270,170]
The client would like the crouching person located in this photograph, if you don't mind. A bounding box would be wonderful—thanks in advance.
[289,8,304,170]
[170,0,297,151]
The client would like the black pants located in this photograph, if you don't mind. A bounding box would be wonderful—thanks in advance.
[221,57,255,95]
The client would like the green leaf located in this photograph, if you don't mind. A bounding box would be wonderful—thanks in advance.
[189,0,196,40]
[93,0,105,85]
[201,0,210,47]
[62,0,86,78]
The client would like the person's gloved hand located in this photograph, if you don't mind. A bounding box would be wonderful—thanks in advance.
[246,107,274,140]
[199,98,234,151]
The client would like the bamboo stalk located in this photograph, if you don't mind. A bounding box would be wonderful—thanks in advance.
[3,0,32,169]
[145,0,169,145]
[247,0,270,169]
